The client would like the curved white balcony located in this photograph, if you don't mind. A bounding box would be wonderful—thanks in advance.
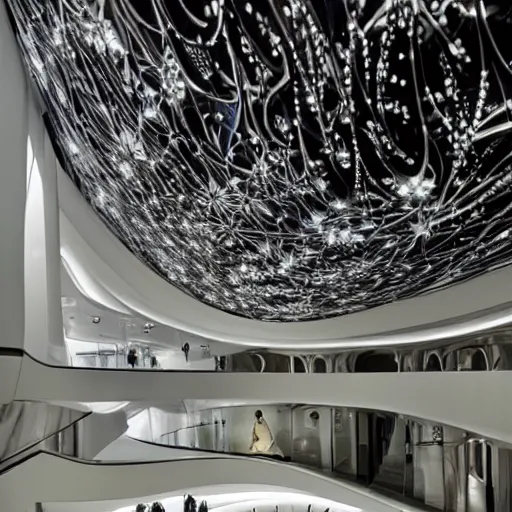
[0,451,425,512]
[3,354,512,444]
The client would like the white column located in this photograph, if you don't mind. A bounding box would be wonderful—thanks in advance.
[24,96,69,364]
[0,1,28,351]
[0,2,67,363]
[43,132,67,363]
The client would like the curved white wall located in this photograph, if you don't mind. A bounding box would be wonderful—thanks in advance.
[25,99,68,364]
[11,357,512,444]
[0,452,423,512]
[94,436,213,461]
[78,411,128,460]
[58,168,512,349]
[0,3,67,364]
[0,0,27,353]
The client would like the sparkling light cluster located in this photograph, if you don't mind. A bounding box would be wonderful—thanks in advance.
[8,0,512,321]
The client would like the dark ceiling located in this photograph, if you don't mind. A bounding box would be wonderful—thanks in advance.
[8,0,512,321]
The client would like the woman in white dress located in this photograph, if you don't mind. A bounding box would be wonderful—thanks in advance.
[249,410,284,457]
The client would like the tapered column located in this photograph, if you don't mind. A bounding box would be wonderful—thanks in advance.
[0,1,27,351]
[0,2,68,364]
[24,98,68,364]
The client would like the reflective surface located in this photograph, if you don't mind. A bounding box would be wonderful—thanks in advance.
[127,403,512,511]
[0,401,83,471]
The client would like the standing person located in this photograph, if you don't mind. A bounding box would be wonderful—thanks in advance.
[181,342,190,363]
[150,354,158,368]
[249,410,284,457]
[127,348,138,369]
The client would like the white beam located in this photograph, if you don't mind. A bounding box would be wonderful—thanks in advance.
[12,359,512,444]
[0,0,27,351]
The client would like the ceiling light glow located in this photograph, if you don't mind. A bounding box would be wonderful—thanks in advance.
[8,0,512,321]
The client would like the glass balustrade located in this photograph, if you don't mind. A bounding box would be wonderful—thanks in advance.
[8,401,510,512]
[51,328,512,373]
[123,403,512,511]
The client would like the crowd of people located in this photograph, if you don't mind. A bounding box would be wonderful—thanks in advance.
[135,494,208,512]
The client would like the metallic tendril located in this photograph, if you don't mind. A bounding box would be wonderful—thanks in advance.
[8,0,512,321]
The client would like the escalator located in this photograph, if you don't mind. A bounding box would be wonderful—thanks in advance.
[0,402,85,472]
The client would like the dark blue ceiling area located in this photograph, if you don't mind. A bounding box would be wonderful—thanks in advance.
[8,0,512,321]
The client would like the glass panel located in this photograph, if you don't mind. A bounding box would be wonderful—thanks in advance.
[355,352,398,372]
[472,350,488,371]
[425,354,442,372]
[332,408,357,477]
[291,407,331,469]
[313,358,327,373]
[293,357,307,373]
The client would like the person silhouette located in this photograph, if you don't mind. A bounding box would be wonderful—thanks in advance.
[182,342,190,363]
[249,410,284,457]
[127,348,138,368]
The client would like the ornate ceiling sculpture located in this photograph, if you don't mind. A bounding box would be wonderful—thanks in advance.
[7,0,512,321]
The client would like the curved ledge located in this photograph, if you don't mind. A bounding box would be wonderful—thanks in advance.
[124,436,287,463]
[59,169,512,349]
[0,353,23,405]
[11,354,512,444]
[97,436,226,462]
[0,451,424,512]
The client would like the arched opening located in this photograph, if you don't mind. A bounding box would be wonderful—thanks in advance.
[293,356,307,373]
[474,442,484,481]
[227,353,266,372]
[425,353,442,372]
[261,353,291,372]
[313,357,327,373]
[354,351,398,372]
[251,354,264,372]
[471,350,488,371]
